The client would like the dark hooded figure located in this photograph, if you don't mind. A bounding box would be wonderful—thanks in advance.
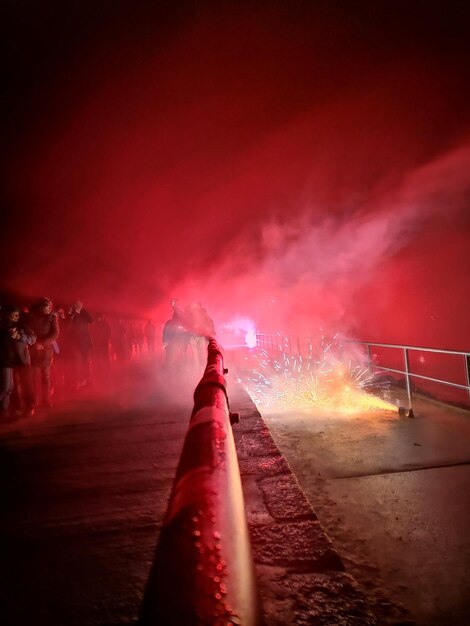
[66,300,94,388]
[162,302,190,369]
[112,319,128,362]
[25,297,59,408]
[184,302,215,368]
[0,305,36,418]
[10,306,37,417]
[93,313,112,363]
[0,307,19,417]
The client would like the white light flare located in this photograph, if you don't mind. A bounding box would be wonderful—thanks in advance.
[221,315,258,349]
[245,326,257,348]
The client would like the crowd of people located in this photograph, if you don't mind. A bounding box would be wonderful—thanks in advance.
[1,296,216,421]
[0,296,160,421]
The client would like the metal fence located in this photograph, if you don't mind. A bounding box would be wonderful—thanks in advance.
[256,333,470,412]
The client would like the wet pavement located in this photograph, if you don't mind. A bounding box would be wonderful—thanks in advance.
[0,359,194,626]
[0,356,380,626]
[229,383,381,625]
[1,356,468,625]
[262,394,470,625]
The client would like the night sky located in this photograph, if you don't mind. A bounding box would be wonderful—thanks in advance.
[2,1,470,348]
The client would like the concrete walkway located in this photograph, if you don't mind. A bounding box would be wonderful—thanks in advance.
[262,394,470,626]
[229,383,380,625]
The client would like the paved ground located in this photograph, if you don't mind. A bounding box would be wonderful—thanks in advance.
[261,394,470,626]
[229,383,382,626]
[2,355,467,625]
[0,358,194,626]
[0,355,381,626]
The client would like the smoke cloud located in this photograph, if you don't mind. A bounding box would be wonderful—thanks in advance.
[2,2,469,349]
[174,141,470,343]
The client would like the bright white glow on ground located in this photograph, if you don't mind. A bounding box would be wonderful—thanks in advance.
[239,348,398,417]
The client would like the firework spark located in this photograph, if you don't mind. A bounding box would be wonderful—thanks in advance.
[238,347,397,415]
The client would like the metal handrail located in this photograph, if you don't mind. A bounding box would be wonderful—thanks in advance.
[344,339,470,410]
[346,339,470,358]
[255,333,470,411]
[140,338,262,626]
[371,364,470,391]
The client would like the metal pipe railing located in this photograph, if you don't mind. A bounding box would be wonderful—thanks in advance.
[345,339,470,409]
[346,339,470,358]
[255,333,470,412]
[140,338,262,626]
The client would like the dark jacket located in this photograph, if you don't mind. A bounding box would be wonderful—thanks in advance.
[0,324,36,367]
[26,311,59,366]
[15,325,36,365]
[162,316,189,345]
[0,327,16,368]
[92,319,111,352]
[67,309,94,351]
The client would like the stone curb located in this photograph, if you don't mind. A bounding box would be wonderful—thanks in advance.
[230,384,379,625]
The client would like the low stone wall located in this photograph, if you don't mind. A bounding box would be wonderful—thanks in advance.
[230,383,378,625]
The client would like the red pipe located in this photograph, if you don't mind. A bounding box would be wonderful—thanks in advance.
[140,339,262,625]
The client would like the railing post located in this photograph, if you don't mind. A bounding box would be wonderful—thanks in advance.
[465,354,470,406]
[140,339,262,626]
[259,333,470,411]
[403,347,413,416]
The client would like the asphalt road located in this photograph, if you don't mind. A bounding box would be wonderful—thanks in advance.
[0,359,195,626]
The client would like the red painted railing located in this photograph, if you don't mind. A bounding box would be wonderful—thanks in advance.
[140,338,262,626]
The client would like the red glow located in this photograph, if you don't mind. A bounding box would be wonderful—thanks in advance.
[2,3,469,350]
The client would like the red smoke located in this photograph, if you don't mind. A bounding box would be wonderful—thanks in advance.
[2,2,469,349]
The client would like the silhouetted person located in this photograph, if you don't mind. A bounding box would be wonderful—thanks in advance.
[0,305,36,418]
[0,310,17,418]
[93,313,112,364]
[112,319,128,362]
[163,300,196,369]
[26,297,59,408]
[162,313,189,369]
[144,319,156,353]
[185,302,215,368]
[67,300,94,388]
[10,307,37,417]
[91,312,112,386]
[50,308,66,392]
